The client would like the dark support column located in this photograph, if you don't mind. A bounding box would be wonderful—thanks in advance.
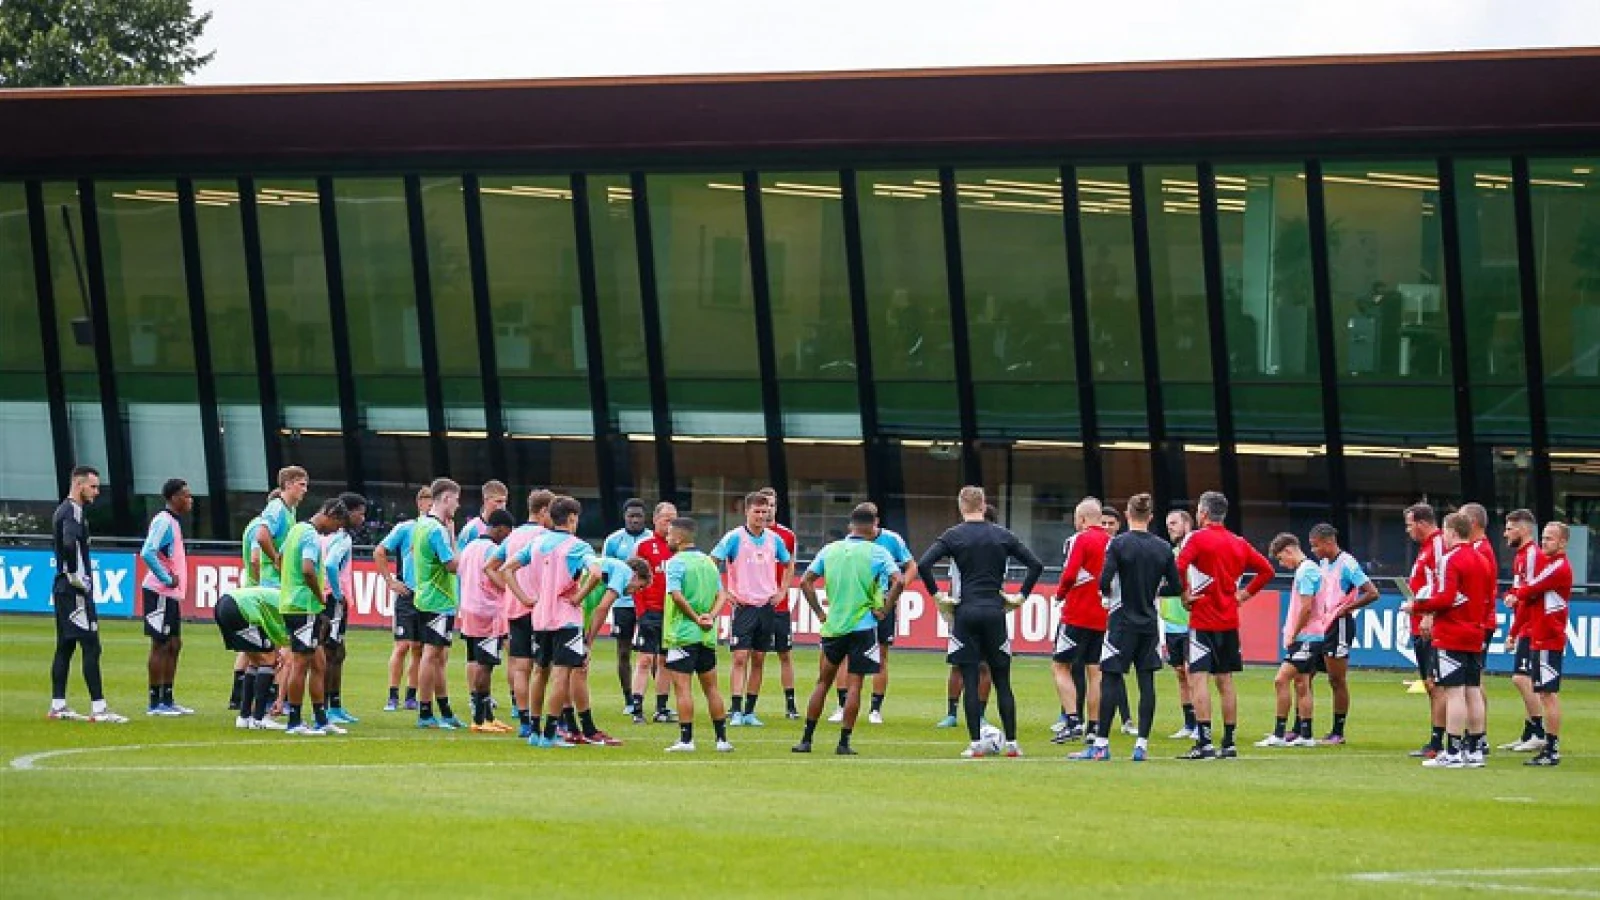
[1436,159,1485,504]
[237,178,285,478]
[938,167,984,488]
[569,175,622,528]
[76,179,133,533]
[176,180,231,538]
[1059,166,1104,498]
[840,170,889,508]
[403,175,451,477]
[461,175,510,481]
[24,181,74,495]
[316,177,365,493]
[628,173,677,505]
[1127,165,1172,512]
[1197,164,1243,530]
[1510,157,1555,523]
[742,171,792,523]
[1304,161,1350,537]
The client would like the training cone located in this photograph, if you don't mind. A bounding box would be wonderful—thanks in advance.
[1404,680,1430,694]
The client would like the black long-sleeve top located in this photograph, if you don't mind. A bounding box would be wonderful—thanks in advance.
[917,521,1044,611]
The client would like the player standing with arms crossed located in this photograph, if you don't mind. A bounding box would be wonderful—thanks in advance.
[1500,509,1546,752]
[1509,522,1572,767]
[140,478,194,716]
[1403,503,1449,759]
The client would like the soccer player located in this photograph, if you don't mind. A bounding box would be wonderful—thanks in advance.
[457,479,509,550]
[47,465,125,723]
[376,485,431,711]
[936,504,996,729]
[1175,490,1273,760]
[1308,523,1378,744]
[1404,502,1450,759]
[140,477,194,716]
[714,491,794,727]
[794,504,904,755]
[630,502,680,724]
[458,508,516,733]
[826,501,915,725]
[918,486,1044,759]
[1071,494,1180,761]
[320,492,366,725]
[412,478,464,730]
[1500,509,1546,752]
[1510,522,1572,767]
[217,585,290,730]
[1051,497,1111,745]
[756,487,804,720]
[230,488,279,710]
[660,517,734,753]
[565,555,653,745]
[1404,511,1495,768]
[487,488,554,737]
[1161,509,1197,739]
[1460,501,1499,748]
[253,467,309,588]
[1256,533,1323,749]
[501,495,600,748]
[603,498,651,713]
[277,497,348,736]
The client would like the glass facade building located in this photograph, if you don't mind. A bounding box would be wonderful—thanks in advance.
[2,50,1596,580]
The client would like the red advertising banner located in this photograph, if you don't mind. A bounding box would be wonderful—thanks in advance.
[159,555,1284,664]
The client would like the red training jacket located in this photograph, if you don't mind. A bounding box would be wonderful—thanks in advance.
[1407,528,1445,637]
[631,531,676,616]
[1415,544,1495,652]
[1507,542,1541,640]
[1512,552,1572,652]
[1055,526,1110,630]
[1176,523,1273,632]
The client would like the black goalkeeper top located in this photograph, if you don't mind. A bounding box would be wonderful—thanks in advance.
[1099,529,1180,630]
[917,521,1044,611]
[52,499,92,582]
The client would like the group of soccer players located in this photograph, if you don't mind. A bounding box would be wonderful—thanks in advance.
[43,461,1576,767]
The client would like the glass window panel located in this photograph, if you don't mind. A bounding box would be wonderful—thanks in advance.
[96,182,216,534]
[956,167,1079,439]
[1078,167,1147,439]
[420,176,490,487]
[1454,160,1528,443]
[897,440,963,551]
[1233,443,1334,553]
[192,179,269,535]
[256,178,345,493]
[787,441,869,557]
[857,170,957,435]
[1529,158,1600,446]
[981,443,1088,567]
[588,174,650,420]
[0,182,57,516]
[673,440,769,539]
[759,172,860,440]
[1552,453,1599,582]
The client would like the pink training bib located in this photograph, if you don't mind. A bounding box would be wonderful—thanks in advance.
[456,539,505,637]
[501,524,546,621]
[1309,552,1357,636]
[528,533,584,631]
[141,511,187,599]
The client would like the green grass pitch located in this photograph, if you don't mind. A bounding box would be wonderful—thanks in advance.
[2,616,1597,898]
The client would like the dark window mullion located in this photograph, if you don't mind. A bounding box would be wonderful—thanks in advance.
[402,175,450,476]
[461,174,509,480]
[628,173,677,504]
[1435,158,1484,503]
[938,167,983,488]
[570,173,620,529]
[316,176,365,494]
[742,171,791,522]
[1510,157,1555,523]
[1059,166,1104,498]
[840,169,888,509]
[1304,161,1350,537]
[176,179,231,538]
[237,177,285,478]
[1128,165,1171,511]
[24,181,75,496]
[1197,163,1242,530]
[76,178,134,533]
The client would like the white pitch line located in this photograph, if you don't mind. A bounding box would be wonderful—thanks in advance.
[7,737,399,771]
[1348,867,1600,898]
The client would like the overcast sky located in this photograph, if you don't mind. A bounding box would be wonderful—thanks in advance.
[191,0,1600,85]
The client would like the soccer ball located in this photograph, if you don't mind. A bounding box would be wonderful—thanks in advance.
[979,723,1005,754]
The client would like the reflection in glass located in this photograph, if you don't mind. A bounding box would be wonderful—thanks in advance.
[0,182,56,516]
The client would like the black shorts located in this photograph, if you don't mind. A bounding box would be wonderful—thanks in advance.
[1100,624,1163,674]
[771,605,796,646]
[216,595,276,653]
[729,604,775,652]
[947,607,1011,670]
[1478,628,1494,668]
[418,612,455,648]
[612,605,638,647]
[1434,647,1482,688]
[532,626,586,669]
[632,611,664,655]
[464,634,505,668]
[52,580,99,640]
[1187,629,1243,674]
[323,598,347,645]
[1532,649,1563,694]
[1512,636,1534,677]
[873,607,895,648]
[1283,640,1322,675]
[821,628,882,675]
[1413,636,1436,681]
[1052,623,1104,667]
[142,588,181,642]
[507,616,534,660]
[664,643,717,675]
[393,591,420,642]
[1322,615,1353,659]
[1164,632,1189,669]
[284,613,320,654]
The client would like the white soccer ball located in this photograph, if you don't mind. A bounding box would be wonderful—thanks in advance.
[979,723,1005,754]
